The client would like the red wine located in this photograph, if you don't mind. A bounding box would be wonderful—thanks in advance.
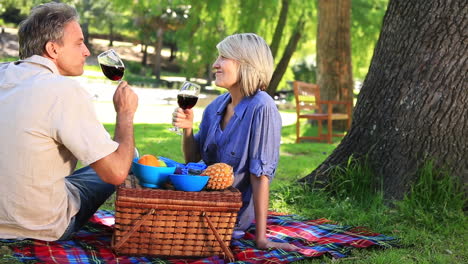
[177,94,198,109]
[100,64,124,81]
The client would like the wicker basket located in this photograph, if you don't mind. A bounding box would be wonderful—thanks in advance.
[112,174,242,259]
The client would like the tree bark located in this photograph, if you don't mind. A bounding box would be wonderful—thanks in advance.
[169,43,177,61]
[301,0,468,201]
[82,22,90,47]
[141,44,148,66]
[267,18,305,97]
[108,22,114,47]
[270,0,289,59]
[317,0,353,130]
[153,27,164,81]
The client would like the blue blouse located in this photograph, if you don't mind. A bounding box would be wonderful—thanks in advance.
[194,90,282,230]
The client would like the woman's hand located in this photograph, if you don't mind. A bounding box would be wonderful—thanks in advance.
[256,239,300,251]
[172,107,194,129]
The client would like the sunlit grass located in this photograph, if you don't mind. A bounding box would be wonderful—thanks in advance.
[1,123,465,263]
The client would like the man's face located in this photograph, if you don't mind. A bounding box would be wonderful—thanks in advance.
[55,21,90,76]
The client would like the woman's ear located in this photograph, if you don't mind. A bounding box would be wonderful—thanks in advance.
[44,41,59,59]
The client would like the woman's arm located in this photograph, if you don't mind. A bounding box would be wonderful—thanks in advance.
[250,173,300,251]
[182,125,201,163]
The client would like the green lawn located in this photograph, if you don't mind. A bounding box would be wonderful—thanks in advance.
[1,122,466,263]
[106,123,467,264]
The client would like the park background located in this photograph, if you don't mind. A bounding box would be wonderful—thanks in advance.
[0,0,466,263]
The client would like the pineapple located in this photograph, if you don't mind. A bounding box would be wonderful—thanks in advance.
[201,163,234,190]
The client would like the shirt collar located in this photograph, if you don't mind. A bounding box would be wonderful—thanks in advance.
[215,93,231,115]
[15,55,60,75]
[215,91,257,120]
[234,95,252,120]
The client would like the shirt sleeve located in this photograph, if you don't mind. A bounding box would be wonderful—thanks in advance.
[50,81,118,166]
[194,100,218,157]
[248,104,282,179]
[194,110,207,154]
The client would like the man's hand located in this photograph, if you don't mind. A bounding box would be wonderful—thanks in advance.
[113,81,138,116]
[91,81,138,185]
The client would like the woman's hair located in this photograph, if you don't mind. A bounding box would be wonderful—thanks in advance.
[18,2,78,59]
[216,33,274,96]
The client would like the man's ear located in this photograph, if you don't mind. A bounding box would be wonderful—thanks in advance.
[44,41,59,59]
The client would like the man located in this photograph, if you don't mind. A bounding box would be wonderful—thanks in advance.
[0,2,138,241]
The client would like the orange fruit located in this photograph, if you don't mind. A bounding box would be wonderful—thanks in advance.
[138,154,160,167]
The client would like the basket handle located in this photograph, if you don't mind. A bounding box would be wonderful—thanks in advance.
[113,208,155,250]
[202,211,235,262]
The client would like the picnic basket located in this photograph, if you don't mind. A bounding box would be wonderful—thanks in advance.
[112,174,242,260]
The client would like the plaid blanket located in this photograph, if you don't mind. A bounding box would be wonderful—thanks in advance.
[0,210,398,263]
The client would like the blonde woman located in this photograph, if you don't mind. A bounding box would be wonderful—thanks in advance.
[173,33,298,251]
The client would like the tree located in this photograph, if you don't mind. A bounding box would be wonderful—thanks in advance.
[269,0,289,59]
[66,0,96,47]
[178,0,315,88]
[115,0,189,80]
[301,0,468,200]
[351,0,388,80]
[267,17,305,96]
[316,0,353,107]
[177,0,225,82]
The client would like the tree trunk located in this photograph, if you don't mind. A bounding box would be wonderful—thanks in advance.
[206,63,213,86]
[141,44,148,66]
[267,18,305,97]
[317,0,353,131]
[270,0,289,59]
[82,22,90,47]
[301,0,468,201]
[153,27,164,81]
[108,22,114,47]
[169,43,177,61]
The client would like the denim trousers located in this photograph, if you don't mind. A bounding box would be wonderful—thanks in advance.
[58,166,115,240]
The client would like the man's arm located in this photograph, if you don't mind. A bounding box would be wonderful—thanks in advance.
[90,81,138,185]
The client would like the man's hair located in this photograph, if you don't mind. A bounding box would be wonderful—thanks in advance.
[216,33,274,96]
[18,2,78,59]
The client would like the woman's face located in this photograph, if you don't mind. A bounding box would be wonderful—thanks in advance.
[213,55,239,89]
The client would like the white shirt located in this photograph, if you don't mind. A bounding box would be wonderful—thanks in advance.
[0,55,118,240]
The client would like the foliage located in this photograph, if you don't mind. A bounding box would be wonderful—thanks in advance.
[292,58,317,84]
[325,155,383,207]
[272,182,466,264]
[0,6,26,24]
[0,0,388,86]
[175,0,225,80]
[352,0,389,80]
[0,0,43,23]
[269,153,466,263]
[396,161,466,234]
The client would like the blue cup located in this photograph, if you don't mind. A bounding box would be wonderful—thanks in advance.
[169,174,209,192]
[132,158,176,188]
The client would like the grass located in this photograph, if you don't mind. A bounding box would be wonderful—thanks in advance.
[105,123,466,263]
[1,121,466,264]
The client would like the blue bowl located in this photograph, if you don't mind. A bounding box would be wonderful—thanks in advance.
[132,158,176,188]
[169,174,209,192]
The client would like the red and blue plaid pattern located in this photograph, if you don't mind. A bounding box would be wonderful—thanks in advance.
[0,210,398,263]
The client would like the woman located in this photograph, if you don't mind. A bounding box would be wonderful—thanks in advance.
[173,33,298,251]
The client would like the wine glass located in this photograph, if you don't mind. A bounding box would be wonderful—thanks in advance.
[97,49,125,81]
[170,81,200,135]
